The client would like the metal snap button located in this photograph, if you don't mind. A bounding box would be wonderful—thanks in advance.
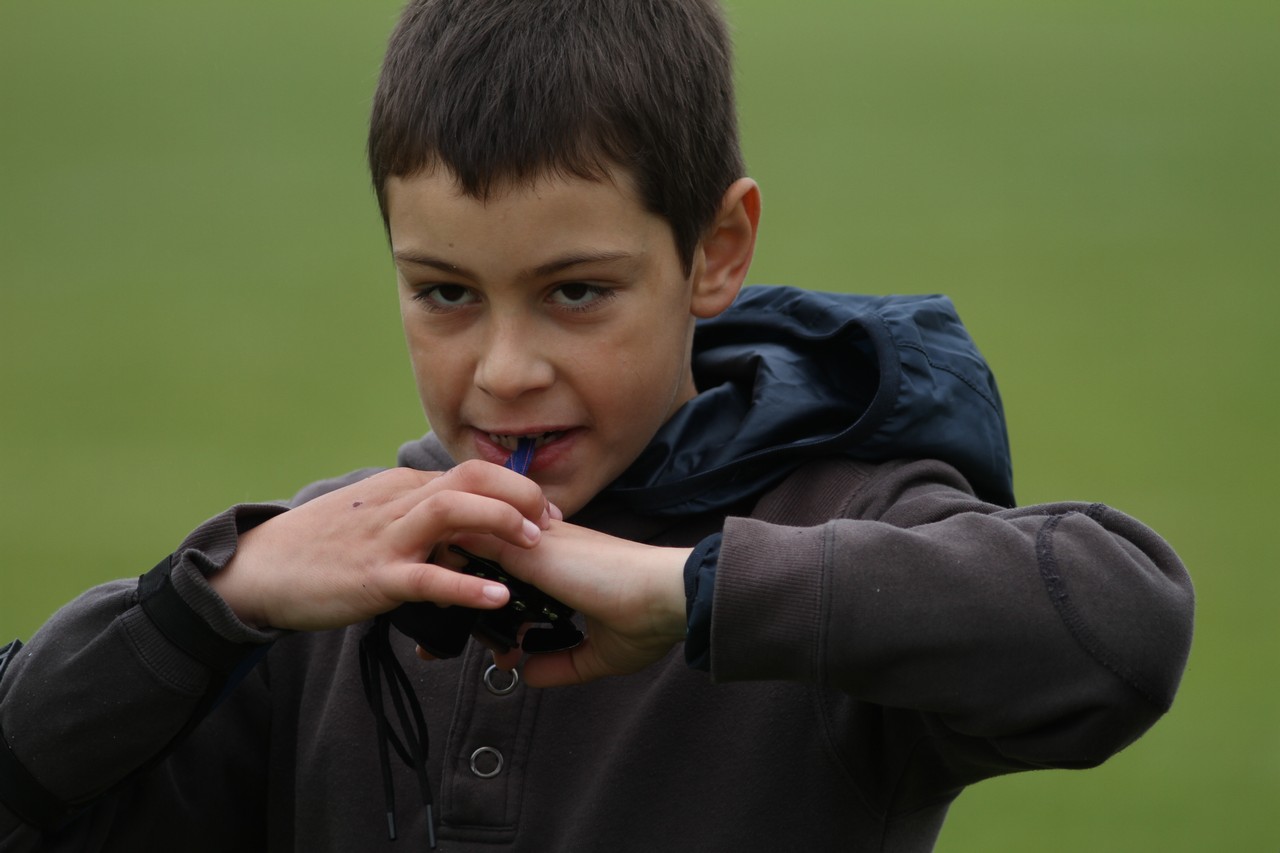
[470,746,504,779]
[483,663,520,696]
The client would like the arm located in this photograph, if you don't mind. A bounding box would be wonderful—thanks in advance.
[0,503,283,849]
[480,458,1191,787]
[710,458,1193,776]
[0,462,553,845]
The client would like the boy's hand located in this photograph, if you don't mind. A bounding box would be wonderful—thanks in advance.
[209,461,554,632]
[458,523,691,687]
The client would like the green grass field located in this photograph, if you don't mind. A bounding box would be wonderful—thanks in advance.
[2,1,1276,849]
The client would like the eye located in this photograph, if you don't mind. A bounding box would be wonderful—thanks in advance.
[414,284,478,311]
[548,282,613,310]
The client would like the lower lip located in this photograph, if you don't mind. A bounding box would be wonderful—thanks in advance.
[473,429,580,474]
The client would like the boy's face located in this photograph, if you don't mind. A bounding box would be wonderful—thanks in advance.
[386,168,704,516]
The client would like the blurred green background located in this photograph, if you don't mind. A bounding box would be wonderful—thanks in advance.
[1,1,1275,849]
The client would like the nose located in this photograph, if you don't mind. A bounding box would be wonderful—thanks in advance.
[474,318,555,401]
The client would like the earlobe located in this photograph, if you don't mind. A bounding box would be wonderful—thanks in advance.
[690,177,761,319]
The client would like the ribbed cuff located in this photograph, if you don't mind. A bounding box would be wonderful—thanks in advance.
[173,502,289,645]
[683,534,721,671]
[710,517,828,683]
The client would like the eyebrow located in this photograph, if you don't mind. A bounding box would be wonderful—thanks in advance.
[393,249,637,280]
[393,251,476,279]
[530,250,635,277]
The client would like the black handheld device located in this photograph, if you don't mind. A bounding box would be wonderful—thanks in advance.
[389,546,582,658]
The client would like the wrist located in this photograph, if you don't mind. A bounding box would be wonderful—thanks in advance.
[648,547,693,644]
[208,544,270,630]
[182,502,286,631]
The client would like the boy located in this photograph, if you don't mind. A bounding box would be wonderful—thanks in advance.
[0,0,1193,850]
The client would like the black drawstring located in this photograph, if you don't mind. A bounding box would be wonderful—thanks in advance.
[358,438,539,846]
[360,616,438,848]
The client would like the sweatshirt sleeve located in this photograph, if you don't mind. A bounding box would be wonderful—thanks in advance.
[0,502,286,849]
[708,458,1193,793]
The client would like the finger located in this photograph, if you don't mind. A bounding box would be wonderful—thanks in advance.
[413,459,552,526]
[489,646,523,672]
[375,559,511,610]
[487,623,532,672]
[390,490,543,555]
[448,532,537,580]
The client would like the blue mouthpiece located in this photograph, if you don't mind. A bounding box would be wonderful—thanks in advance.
[504,436,536,476]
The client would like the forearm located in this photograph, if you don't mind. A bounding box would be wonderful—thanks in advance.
[708,460,1194,768]
[0,504,283,837]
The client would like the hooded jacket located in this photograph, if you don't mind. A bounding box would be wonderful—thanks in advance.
[0,287,1192,852]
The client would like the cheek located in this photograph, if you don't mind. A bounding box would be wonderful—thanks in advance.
[592,324,690,420]
[405,328,465,415]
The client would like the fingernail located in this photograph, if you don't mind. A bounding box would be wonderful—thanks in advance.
[549,502,564,521]
[482,584,508,602]
[522,518,541,542]
[538,506,552,529]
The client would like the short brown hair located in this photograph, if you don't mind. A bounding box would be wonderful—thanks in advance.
[368,0,744,272]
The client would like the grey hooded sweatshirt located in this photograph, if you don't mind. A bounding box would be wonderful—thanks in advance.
[0,288,1193,851]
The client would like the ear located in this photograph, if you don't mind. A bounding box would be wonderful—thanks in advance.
[690,177,761,319]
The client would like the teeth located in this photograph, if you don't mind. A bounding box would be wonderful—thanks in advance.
[488,431,563,450]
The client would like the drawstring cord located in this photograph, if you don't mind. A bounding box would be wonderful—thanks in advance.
[360,617,437,847]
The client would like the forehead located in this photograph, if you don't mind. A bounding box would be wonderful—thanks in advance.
[384,167,678,273]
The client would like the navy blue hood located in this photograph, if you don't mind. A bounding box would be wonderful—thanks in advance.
[602,286,1014,514]
[398,286,1014,514]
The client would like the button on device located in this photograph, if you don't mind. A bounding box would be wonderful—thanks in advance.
[470,746,504,778]
[483,663,520,696]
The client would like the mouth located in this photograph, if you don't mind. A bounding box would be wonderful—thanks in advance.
[486,430,567,452]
